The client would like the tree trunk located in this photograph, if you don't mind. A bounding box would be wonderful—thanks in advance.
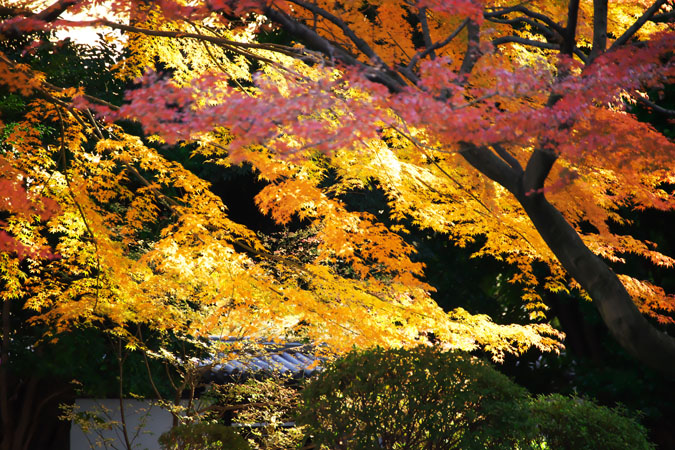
[459,141,675,377]
[515,186,675,377]
[1,300,13,450]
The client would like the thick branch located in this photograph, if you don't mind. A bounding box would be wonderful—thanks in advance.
[492,36,560,51]
[611,0,669,50]
[522,148,558,193]
[651,10,675,22]
[459,143,520,193]
[636,96,675,116]
[492,144,524,174]
[287,0,383,64]
[31,0,77,22]
[484,5,566,37]
[515,188,675,378]
[589,0,608,61]
[459,21,481,77]
[562,0,581,55]
[418,7,436,60]
[486,16,556,42]
[0,0,77,38]
[0,0,75,22]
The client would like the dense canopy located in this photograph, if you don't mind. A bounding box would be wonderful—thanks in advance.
[1,0,674,375]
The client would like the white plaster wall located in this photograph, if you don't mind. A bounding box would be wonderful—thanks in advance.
[70,399,174,450]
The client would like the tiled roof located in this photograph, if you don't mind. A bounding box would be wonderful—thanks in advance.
[201,339,324,382]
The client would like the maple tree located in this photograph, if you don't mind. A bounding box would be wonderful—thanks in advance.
[0,0,674,415]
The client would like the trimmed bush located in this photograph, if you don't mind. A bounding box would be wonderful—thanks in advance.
[298,346,536,450]
[158,423,251,450]
[531,394,654,450]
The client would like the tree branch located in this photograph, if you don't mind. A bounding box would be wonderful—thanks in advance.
[492,35,560,50]
[486,16,556,42]
[484,5,566,36]
[90,19,310,60]
[31,0,77,23]
[589,0,608,61]
[459,21,481,77]
[492,144,524,174]
[562,0,581,56]
[522,148,558,194]
[636,95,675,116]
[417,7,436,60]
[610,0,669,50]
[263,6,405,92]
[284,0,407,86]
[651,9,675,22]
[407,19,469,71]
[516,187,675,378]
[458,143,520,194]
[0,0,76,22]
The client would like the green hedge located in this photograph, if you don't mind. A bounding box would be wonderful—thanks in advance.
[299,346,535,449]
[158,423,250,450]
[299,346,654,450]
[530,394,654,450]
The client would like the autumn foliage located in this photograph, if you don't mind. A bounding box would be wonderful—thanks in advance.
[1,0,674,384]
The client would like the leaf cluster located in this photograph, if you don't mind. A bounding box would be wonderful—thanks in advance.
[159,422,251,450]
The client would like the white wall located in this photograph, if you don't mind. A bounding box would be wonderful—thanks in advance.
[70,399,174,450]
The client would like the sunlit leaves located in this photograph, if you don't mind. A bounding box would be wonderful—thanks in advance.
[3,0,674,364]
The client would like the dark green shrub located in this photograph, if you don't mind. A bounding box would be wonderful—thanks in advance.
[158,423,251,450]
[531,394,654,450]
[298,346,536,450]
